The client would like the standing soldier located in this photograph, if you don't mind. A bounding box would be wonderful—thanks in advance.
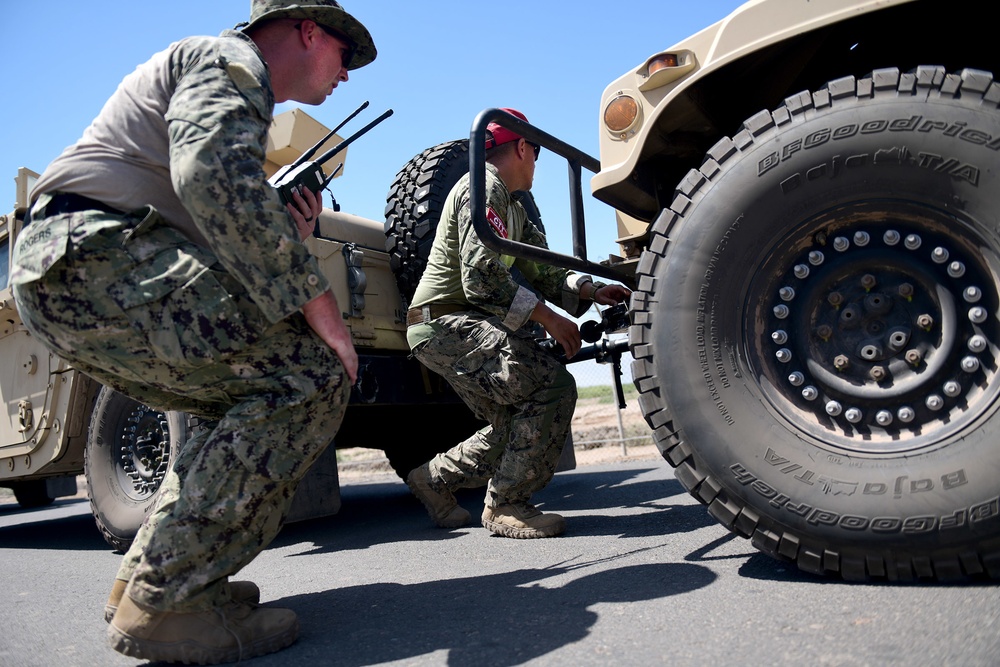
[404,108,632,538]
[10,1,375,663]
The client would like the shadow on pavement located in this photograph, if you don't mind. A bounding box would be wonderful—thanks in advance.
[277,561,715,666]
[277,464,718,555]
[0,498,111,552]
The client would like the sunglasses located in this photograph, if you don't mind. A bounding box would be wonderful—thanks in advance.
[296,21,355,69]
[527,142,541,160]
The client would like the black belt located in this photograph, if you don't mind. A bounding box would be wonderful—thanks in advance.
[33,192,123,220]
[406,304,467,326]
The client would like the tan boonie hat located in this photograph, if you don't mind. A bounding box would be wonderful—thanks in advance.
[241,0,376,70]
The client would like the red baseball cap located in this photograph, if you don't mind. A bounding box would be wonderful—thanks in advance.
[485,108,528,149]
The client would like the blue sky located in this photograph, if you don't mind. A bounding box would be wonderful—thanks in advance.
[0,0,746,385]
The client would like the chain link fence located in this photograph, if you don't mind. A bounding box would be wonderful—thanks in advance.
[566,349,657,466]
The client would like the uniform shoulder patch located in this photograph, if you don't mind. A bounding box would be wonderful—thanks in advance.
[486,207,508,239]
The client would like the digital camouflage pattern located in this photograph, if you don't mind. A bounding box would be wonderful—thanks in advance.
[11,29,349,613]
[407,164,588,508]
[411,313,576,508]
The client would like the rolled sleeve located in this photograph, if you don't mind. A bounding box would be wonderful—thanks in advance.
[502,284,541,331]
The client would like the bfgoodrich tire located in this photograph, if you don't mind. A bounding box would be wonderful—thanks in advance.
[632,66,1000,581]
[84,387,185,552]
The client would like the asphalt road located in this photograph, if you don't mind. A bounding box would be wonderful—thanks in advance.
[1,460,998,666]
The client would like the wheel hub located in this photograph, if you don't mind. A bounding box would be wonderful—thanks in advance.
[117,405,171,498]
[755,209,1000,454]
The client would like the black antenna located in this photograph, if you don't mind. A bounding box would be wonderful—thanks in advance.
[288,100,370,169]
[314,108,394,170]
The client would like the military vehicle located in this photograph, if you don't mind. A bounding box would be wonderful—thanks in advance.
[9,0,996,583]
[615,0,1000,582]
[0,102,595,552]
[0,107,501,550]
[391,0,1000,582]
[446,0,998,581]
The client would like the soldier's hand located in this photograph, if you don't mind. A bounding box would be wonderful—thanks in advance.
[286,186,323,240]
[302,290,358,384]
[532,302,582,359]
[594,284,632,306]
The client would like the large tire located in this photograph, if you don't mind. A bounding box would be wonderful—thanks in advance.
[84,387,185,552]
[632,66,1000,581]
[385,139,471,302]
[384,139,545,302]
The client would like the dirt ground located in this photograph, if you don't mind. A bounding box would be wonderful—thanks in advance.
[337,395,660,483]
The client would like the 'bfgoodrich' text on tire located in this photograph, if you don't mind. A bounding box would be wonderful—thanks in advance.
[631,66,1000,581]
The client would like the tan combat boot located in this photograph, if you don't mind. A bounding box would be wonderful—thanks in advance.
[108,594,298,664]
[104,579,261,623]
[405,463,471,528]
[482,502,566,538]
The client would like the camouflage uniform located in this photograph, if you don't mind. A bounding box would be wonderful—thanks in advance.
[407,163,597,508]
[11,30,348,613]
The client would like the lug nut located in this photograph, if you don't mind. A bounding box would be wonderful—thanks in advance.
[776,348,792,363]
[788,372,805,386]
[793,264,810,279]
[883,230,901,245]
[931,247,949,264]
[870,365,888,381]
[916,314,934,330]
[801,386,818,401]
[771,330,788,345]
[833,236,850,252]
[861,274,877,290]
[898,283,914,298]
[808,250,825,266]
[854,231,870,246]
[968,335,988,353]
[964,286,982,303]
[875,410,893,426]
[926,394,944,411]
[844,407,863,423]
[779,286,796,301]
[947,261,966,278]
[773,304,790,319]
[904,234,922,250]
[961,356,981,373]
[905,349,923,365]
[827,292,844,307]
[833,355,850,370]
[897,407,916,423]
[825,400,843,416]
[943,381,962,397]
[969,306,988,324]
[816,324,833,340]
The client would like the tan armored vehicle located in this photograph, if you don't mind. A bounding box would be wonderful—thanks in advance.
[0,108,489,550]
[9,0,997,584]
[389,0,999,581]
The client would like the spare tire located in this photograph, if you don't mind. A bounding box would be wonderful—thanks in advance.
[384,139,545,302]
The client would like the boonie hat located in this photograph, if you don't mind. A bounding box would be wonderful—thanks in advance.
[486,108,529,149]
[242,0,377,70]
